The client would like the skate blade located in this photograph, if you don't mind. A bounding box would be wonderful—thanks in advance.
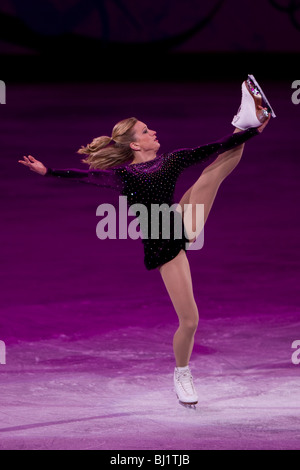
[248,74,276,118]
[179,400,197,410]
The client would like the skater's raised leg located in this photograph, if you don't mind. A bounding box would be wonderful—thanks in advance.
[178,128,245,242]
[178,112,270,243]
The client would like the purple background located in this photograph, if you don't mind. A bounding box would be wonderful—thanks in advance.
[1,0,300,53]
[0,0,300,81]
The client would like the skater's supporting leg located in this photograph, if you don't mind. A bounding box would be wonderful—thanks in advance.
[158,249,198,367]
[178,128,245,242]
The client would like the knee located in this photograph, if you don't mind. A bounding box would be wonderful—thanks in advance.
[186,318,199,334]
[180,310,199,334]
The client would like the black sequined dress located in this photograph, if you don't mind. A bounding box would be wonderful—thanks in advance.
[45,128,259,270]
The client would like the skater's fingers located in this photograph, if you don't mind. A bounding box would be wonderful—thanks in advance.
[257,113,271,133]
[19,156,30,164]
[18,156,34,167]
[264,113,271,123]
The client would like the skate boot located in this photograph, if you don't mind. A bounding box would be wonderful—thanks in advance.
[174,366,198,407]
[232,74,276,130]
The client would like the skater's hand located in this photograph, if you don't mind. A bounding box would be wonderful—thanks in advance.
[257,107,271,133]
[18,155,48,175]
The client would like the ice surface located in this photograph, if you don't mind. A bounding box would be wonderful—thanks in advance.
[1,301,300,450]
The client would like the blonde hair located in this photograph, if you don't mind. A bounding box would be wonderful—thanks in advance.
[78,117,138,169]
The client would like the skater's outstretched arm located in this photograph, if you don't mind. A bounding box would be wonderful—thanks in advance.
[18,155,123,191]
[165,127,260,172]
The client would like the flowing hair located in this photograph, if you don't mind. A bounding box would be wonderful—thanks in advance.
[78,117,138,169]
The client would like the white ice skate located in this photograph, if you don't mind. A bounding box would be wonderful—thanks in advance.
[232,74,276,130]
[174,366,198,408]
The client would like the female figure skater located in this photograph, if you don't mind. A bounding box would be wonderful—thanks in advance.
[19,76,274,407]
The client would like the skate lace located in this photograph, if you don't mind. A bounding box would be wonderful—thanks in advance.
[176,370,195,395]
